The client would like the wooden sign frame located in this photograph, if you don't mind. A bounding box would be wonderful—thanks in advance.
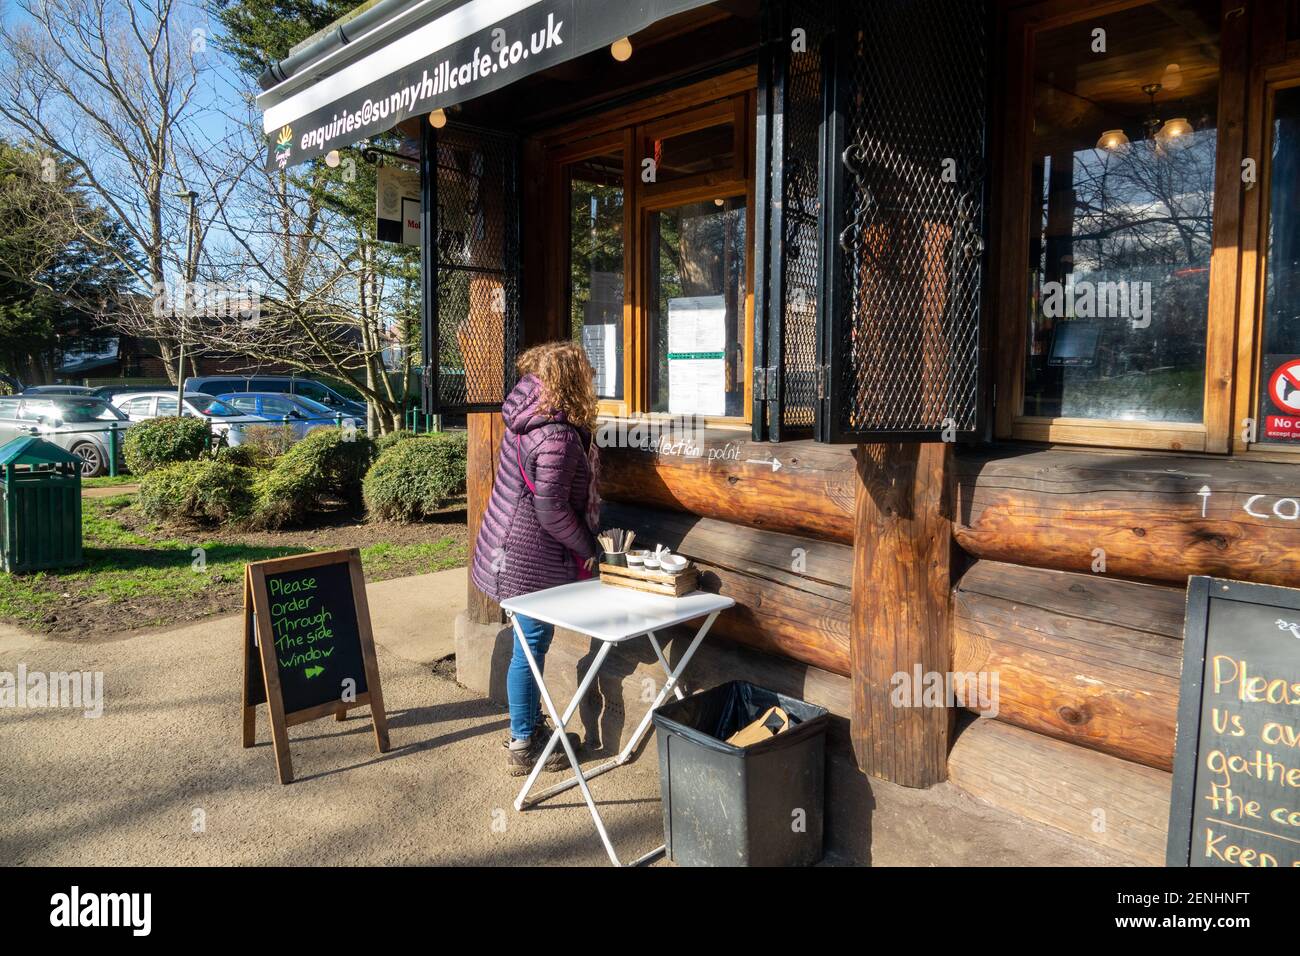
[241,548,389,784]
[1167,575,1300,866]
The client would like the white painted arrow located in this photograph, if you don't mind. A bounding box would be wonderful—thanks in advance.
[745,456,783,472]
[1198,485,1212,518]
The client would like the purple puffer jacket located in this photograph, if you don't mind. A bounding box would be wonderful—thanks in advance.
[471,374,600,601]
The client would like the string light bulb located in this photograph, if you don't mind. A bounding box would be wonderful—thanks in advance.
[429,108,447,129]
[324,150,341,168]
[610,37,633,62]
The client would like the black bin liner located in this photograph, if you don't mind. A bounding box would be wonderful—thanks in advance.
[652,680,828,867]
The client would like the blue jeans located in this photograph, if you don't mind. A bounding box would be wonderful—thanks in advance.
[508,613,555,740]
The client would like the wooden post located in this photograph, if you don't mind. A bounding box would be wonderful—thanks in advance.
[851,441,953,788]
[467,410,504,625]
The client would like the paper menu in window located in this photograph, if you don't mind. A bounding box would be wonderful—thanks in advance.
[667,295,726,416]
[668,295,726,353]
[582,322,618,398]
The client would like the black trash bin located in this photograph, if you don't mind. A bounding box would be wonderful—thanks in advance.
[653,680,828,867]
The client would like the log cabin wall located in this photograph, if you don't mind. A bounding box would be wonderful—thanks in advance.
[951,445,1300,773]
[950,0,1300,810]
[600,436,856,675]
[455,3,1300,866]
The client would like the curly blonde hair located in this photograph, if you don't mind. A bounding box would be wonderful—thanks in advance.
[517,340,598,431]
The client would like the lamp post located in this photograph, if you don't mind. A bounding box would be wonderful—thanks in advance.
[174,189,199,412]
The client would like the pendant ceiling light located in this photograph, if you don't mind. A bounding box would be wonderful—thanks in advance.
[1156,117,1194,144]
[1096,129,1130,151]
[1098,66,1193,157]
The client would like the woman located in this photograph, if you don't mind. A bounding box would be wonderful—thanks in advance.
[470,341,602,775]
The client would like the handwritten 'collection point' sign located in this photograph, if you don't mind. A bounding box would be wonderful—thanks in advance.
[1168,576,1300,866]
[242,549,389,784]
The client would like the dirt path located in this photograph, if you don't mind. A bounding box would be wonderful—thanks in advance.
[1,570,1127,867]
[0,571,666,867]
[83,483,140,498]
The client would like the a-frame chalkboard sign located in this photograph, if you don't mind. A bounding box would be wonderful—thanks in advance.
[241,549,389,784]
[1168,576,1300,866]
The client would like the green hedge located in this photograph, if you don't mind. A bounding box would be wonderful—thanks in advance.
[122,417,210,475]
[213,443,257,467]
[138,427,375,529]
[374,429,415,454]
[363,433,467,522]
[248,428,375,529]
[138,460,255,524]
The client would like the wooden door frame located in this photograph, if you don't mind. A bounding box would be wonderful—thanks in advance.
[992,0,1251,453]
[533,70,758,426]
[545,129,637,419]
[1233,2,1300,454]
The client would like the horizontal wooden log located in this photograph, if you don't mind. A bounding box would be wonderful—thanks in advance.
[954,444,1300,587]
[599,431,855,543]
[602,501,852,589]
[948,716,1172,866]
[602,502,851,675]
[953,560,1184,770]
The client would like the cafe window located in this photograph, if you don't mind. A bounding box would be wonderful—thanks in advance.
[567,147,626,402]
[551,89,755,423]
[1253,82,1300,447]
[647,196,748,416]
[998,0,1243,451]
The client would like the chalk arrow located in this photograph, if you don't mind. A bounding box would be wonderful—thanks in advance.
[305,666,324,679]
[745,456,783,472]
[1198,485,1211,518]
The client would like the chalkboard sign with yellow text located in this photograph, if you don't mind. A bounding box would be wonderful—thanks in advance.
[1168,576,1300,866]
[241,549,389,784]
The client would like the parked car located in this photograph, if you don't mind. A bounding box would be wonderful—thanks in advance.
[21,385,99,396]
[107,391,269,447]
[215,392,350,439]
[187,375,367,421]
[91,383,166,400]
[0,394,129,477]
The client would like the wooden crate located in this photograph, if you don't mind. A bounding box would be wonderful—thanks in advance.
[599,562,698,597]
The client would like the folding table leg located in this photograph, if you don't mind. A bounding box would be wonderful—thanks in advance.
[505,611,720,867]
[646,631,686,702]
[508,613,621,865]
[613,612,719,768]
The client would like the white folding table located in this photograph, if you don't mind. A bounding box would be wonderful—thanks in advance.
[500,578,734,867]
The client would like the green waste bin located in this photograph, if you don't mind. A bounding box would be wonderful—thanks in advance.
[0,437,84,573]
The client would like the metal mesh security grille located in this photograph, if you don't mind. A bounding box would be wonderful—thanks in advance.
[832,0,986,437]
[777,0,827,431]
[430,125,520,412]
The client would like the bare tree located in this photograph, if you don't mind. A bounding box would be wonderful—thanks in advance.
[192,89,420,434]
[0,0,222,382]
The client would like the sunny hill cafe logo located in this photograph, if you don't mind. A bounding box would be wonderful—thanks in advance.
[275,125,293,169]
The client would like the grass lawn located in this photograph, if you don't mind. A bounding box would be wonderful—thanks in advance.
[0,494,468,635]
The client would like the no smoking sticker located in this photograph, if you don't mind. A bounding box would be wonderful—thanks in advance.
[1267,359,1300,414]
[1262,356,1300,442]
